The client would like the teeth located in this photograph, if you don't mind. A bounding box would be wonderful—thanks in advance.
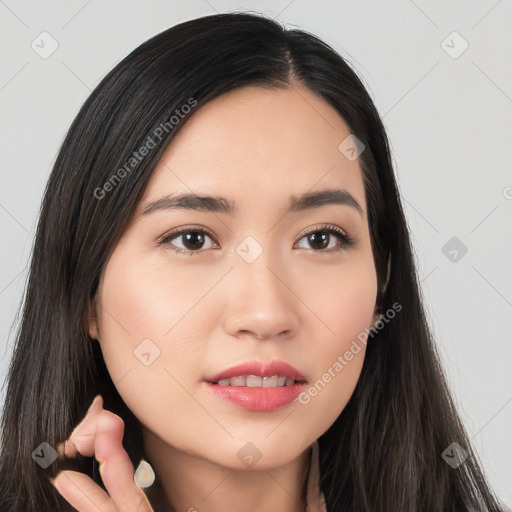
[247,375,262,387]
[230,376,246,386]
[215,375,297,387]
[262,375,278,387]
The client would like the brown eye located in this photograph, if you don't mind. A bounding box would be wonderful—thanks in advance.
[158,224,355,256]
[159,227,218,255]
[295,225,355,252]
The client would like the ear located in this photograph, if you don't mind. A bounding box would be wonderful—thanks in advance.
[87,297,100,340]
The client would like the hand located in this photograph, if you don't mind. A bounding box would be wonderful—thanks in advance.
[49,395,155,512]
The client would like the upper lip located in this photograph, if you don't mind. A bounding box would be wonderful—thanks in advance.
[206,360,307,383]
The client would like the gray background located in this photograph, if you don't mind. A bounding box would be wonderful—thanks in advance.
[1,0,511,505]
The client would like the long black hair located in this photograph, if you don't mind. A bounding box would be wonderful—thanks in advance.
[0,11,504,512]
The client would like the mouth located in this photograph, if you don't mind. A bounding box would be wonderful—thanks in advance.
[204,359,307,412]
[209,375,302,387]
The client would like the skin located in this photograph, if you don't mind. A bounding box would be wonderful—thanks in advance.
[51,82,380,512]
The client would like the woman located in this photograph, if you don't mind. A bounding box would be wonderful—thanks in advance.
[0,11,504,512]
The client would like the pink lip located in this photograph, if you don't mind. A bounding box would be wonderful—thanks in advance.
[205,360,307,383]
[205,382,307,412]
[204,360,307,412]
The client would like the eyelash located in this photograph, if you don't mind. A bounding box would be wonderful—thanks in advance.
[158,224,356,256]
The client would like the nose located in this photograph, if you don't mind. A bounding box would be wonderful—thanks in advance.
[222,248,301,342]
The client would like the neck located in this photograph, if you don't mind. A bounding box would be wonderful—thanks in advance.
[140,428,312,512]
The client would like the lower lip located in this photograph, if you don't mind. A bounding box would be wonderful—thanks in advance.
[205,382,307,412]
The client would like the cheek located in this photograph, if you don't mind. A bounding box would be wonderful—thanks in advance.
[96,250,217,362]
[296,247,377,351]
[293,254,377,426]
[93,251,218,423]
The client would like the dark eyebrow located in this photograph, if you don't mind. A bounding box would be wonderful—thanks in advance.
[142,188,364,218]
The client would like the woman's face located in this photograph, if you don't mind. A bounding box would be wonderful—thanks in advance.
[89,83,379,469]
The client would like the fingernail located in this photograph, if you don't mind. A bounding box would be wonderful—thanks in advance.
[66,395,103,445]
[88,394,103,412]
[77,395,102,423]
[134,459,156,488]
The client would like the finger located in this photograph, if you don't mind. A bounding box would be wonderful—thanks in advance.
[53,400,154,511]
[57,395,104,459]
[94,411,154,511]
[52,470,115,512]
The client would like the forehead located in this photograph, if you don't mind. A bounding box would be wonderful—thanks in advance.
[141,83,366,215]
